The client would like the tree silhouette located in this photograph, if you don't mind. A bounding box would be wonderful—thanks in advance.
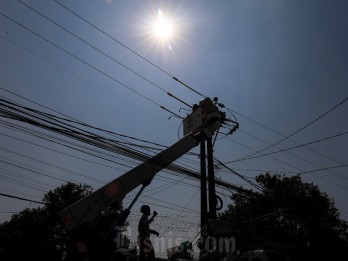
[0,182,126,261]
[218,173,348,260]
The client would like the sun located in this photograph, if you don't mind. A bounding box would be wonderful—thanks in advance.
[137,4,191,56]
[146,8,179,49]
[152,10,173,40]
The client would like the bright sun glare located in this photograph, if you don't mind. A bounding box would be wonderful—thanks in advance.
[152,9,174,40]
[141,6,188,54]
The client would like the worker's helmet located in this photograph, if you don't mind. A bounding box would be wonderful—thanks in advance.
[140,204,150,214]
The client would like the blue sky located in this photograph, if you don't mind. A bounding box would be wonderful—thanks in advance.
[1,0,348,257]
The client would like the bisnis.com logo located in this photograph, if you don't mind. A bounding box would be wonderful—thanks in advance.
[114,226,235,255]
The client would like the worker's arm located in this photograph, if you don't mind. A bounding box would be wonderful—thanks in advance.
[149,211,159,236]
[148,211,157,224]
[149,229,159,237]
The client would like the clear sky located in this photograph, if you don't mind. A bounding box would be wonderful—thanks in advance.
[1,0,348,258]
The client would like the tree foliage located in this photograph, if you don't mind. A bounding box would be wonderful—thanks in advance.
[0,182,124,261]
[218,173,348,260]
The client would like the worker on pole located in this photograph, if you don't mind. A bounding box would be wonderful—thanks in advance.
[138,204,159,261]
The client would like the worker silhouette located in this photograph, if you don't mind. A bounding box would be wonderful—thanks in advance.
[138,204,159,261]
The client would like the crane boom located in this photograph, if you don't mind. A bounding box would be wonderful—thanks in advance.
[59,97,225,260]
[61,131,207,230]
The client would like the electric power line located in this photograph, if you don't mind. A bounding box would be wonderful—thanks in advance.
[227,130,348,164]
[5,5,330,192]
[229,97,348,163]
[225,130,348,181]
[0,11,174,112]
[17,0,191,109]
[34,0,348,181]
[53,0,205,98]
[0,192,44,205]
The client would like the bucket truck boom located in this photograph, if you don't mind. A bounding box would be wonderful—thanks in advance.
[59,97,225,260]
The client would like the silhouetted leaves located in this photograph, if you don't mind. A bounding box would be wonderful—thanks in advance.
[218,173,348,260]
[0,182,111,261]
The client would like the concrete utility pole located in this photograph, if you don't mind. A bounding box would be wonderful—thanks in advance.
[207,138,217,219]
[200,140,207,259]
[200,140,208,232]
